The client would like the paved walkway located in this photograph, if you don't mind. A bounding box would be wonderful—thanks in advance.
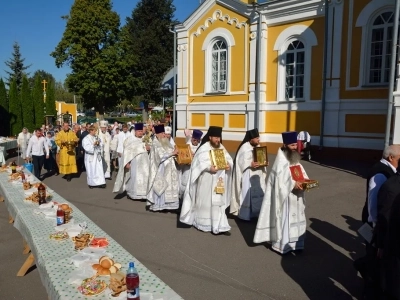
[0,154,369,300]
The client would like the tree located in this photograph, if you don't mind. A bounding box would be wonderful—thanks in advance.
[20,76,35,131]
[51,0,124,118]
[55,80,75,103]
[4,42,31,90]
[46,79,57,117]
[32,76,45,128]
[29,69,55,88]
[0,78,9,136]
[123,0,176,121]
[8,79,22,135]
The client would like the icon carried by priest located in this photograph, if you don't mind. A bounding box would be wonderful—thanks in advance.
[146,124,180,211]
[230,128,268,221]
[253,131,310,254]
[179,126,234,235]
[178,129,204,198]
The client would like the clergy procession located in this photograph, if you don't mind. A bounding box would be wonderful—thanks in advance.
[20,120,311,252]
[12,119,400,299]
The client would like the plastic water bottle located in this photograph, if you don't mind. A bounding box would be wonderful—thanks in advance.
[126,262,140,299]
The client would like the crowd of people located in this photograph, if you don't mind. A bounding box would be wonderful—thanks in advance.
[17,121,310,258]
[16,118,400,299]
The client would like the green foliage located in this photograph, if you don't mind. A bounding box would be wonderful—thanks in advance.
[8,79,22,135]
[123,0,176,107]
[46,79,57,116]
[29,69,55,88]
[51,0,124,115]
[5,42,31,90]
[55,81,74,103]
[20,76,35,131]
[0,78,9,135]
[32,76,45,127]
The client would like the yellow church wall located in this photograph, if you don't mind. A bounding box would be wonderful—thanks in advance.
[265,111,321,135]
[209,114,225,127]
[189,3,249,102]
[57,102,77,123]
[345,114,386,134]
[340,0,388,99]
[228,114,246,128]
[266,18,325,102]
[191,113,206,127]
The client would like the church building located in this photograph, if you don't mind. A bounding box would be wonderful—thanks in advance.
[173,0,398,158]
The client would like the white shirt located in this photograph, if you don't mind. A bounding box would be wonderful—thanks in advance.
[117,131,132,154]
[368,159,396,225]
[26,135,50,157]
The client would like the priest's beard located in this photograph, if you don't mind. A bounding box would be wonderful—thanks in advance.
[210,140,220,148]
[159,137,172,150]
[282,147,301,165]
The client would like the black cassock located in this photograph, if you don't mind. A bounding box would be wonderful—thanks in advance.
[380,188,400,298]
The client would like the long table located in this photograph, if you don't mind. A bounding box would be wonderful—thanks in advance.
[0,169,182,300]
[0,139,18,152]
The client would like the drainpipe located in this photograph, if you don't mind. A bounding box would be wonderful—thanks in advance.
[254,5,261,130]
[319,0,329,149]
[169,25,177,138]
[384,0,400,147]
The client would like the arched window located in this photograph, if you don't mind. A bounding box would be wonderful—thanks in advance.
[285,40,305,101]
[368,11,398,84]
[211,40,227,92]
[274,25,317,102]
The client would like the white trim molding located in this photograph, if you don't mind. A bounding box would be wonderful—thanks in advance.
[202,27,236,50]
[274,25,318,102]
[193,9,247,37]
[355,0,394,27]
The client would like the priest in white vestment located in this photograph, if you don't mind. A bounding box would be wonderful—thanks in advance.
[178,129,203,198]
[117,124,132,169]
[17,127,32,158]
[254,131,308,254]
[98,120,112,179]
[82,125,106,188]
[180,126,233,235]
[231,128,268,220]
[146,124,180,211]
[113,123,151,199]
[165,126,176,148]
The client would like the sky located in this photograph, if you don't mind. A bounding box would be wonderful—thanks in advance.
[0,0,200,83]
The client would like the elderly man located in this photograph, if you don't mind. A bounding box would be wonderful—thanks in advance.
[17,127,32,158]
[55,122,79,182]
[113,123,150,199]
[165,126,176,148]
[178,129,203,198]
[355,145,400,296]
[231,128,268,221]
[147,124,180,211]
[254,131,309,254]
[180,126,233,235]
[82,125,106,188]
[98,120,111,179]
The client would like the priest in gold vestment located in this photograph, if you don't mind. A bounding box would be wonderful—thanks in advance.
[55,122,78,182]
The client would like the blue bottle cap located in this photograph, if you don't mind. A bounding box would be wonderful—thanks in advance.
[129,262,134,268]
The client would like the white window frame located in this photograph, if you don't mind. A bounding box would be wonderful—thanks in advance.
[284,40,306,101]
[202,28,235,94]
[210,40,228,93]
[365,11,398,86]
[274,25,317,102]
[355,0,395,87]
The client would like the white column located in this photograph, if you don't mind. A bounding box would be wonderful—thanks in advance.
[322,0,344,147]
[392,64,400,144]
